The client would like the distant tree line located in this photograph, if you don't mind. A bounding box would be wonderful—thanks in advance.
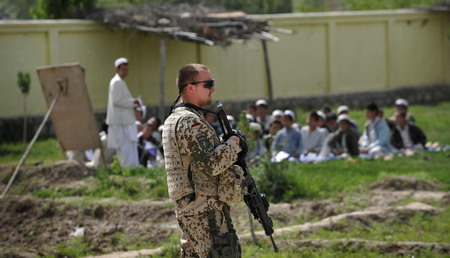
[294,0,444,12]
[0,0,445,19]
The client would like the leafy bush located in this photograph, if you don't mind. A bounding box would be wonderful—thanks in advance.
[253,159,295,202]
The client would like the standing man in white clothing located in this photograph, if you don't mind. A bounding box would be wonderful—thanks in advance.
[106,57,140,168]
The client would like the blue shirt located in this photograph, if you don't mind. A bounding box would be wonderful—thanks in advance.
[272,127,303,156]
[360,117,392,153]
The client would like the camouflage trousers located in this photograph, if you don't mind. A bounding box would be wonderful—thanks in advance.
[177,209,240,258]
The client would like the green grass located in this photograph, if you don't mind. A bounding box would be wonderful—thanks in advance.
[2,102,450,257]
[242,245,443,258]
[312,207,450,243]
[42,208,449,258]
[41,232,181,257]
[254,150,450,202]
[0,137,64,166]
[33,157,169,200]
[2,102,449,202]
[26,150,449,202]
[240,207,450,258]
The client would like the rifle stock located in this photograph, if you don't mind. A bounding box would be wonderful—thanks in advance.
[216,101,278,253]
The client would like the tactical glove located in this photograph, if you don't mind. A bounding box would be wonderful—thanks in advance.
[232,129,248,160]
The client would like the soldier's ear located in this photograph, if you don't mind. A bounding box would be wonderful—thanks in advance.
[187,84,196,94]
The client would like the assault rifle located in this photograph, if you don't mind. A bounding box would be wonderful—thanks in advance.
[216,101,279,253]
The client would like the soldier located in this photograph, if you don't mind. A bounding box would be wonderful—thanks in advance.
[162,64,247,257]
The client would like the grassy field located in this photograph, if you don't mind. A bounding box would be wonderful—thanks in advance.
[1,101,450,202]
[255,150,450,203]
[0,137,63,166]
[1,101,450,257]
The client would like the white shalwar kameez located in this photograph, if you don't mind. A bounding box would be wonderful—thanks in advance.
[106,73,140,168]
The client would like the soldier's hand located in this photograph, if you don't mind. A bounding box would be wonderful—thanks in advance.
[230,135,240,145]
[232,129,248,159]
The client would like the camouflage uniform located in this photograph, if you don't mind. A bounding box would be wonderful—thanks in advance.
[162,105,245,258]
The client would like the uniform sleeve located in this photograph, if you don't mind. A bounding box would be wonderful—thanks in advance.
[177,115,241,176]
[111,81,135,109]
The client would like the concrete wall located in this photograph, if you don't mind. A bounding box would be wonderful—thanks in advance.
[0,9,449,119]
[255,9,450,97]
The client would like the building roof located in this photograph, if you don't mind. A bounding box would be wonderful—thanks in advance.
[89,3,284,46]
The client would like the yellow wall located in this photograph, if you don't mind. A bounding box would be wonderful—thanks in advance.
[0,10,449,117]
[256,10,450,98]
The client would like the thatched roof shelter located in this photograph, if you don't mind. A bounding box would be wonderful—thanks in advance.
[88,3,291,118]
[89,3,287,46]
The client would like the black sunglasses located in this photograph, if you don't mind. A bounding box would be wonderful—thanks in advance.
[183,79,215,89]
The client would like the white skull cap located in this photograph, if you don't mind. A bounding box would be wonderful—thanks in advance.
[114,57,128,68]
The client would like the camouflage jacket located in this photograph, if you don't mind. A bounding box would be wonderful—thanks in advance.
[162,105,244,215]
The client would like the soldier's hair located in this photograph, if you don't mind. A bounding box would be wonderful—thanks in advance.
[177,64,209,93]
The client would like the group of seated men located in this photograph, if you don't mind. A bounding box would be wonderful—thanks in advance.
[218,98,427,163]
[78,97,426,167]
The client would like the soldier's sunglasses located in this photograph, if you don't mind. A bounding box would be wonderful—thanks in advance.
[184,79,215,89]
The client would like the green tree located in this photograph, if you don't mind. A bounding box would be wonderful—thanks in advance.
[342,0,442,10]
[150,0,292,14]
[0,0,37,19]
[293,0,443,12]
[30,0,97,19]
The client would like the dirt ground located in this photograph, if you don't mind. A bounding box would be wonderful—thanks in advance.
[0,161,449,257]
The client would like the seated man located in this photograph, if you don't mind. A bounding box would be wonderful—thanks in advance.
[247,122,266,165]
[325,112,338,133]
[271,109,284,123]
[271,111,302,161]
[390,98,415,124]
[391,111,426,153]
[284,109,301,129]
[319,114,360,158]
[147,117,162,143]
[264,119,283,151]
[359,103,392,155]
[255,99,272,134]
[137,122,161,167]
[300,111,326,154]
[337,105,360,134]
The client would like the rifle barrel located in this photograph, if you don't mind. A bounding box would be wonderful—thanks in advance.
[270,235,279,253]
